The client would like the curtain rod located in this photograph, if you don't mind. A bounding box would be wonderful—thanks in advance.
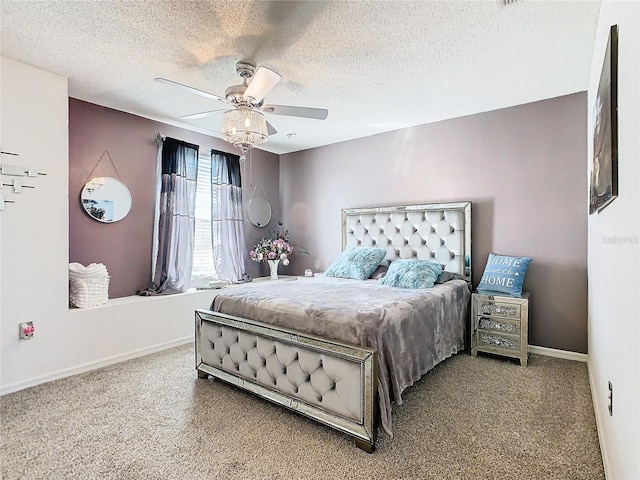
[155,132,165,145]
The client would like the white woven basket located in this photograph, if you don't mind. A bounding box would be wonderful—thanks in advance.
[69,275,110,308]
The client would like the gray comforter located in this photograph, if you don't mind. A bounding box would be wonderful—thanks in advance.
[209,276,470,435]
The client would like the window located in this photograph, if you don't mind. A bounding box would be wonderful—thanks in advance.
[191,151,219,286]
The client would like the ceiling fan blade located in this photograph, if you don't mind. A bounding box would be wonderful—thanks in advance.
[261,104,328,120]
[154,77,227,103]
[244,67,281,103]
[266,121,278,136]
[181,109,227,120]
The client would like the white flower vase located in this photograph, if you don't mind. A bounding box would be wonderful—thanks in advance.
[268,259,280,280]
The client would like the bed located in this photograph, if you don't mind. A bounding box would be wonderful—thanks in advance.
[195,201,472,452]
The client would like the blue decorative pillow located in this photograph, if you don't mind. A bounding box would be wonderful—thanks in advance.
[477,253,532,295]
[379,259,443,289]
[324,247,387,281]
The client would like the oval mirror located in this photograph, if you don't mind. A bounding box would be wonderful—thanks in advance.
[247,196,271,228]
[81,177,132,223]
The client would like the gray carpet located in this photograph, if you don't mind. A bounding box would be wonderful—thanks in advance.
[1,346,604,480]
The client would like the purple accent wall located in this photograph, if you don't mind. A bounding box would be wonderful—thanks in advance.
[69,99,280,298]
[280,93,588,353]
[69,94,588,353]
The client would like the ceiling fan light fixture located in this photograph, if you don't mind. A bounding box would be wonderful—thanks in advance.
[157,61,327,155]
[221,106,269,153]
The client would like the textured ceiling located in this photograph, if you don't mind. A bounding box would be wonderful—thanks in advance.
[1,1,601,155]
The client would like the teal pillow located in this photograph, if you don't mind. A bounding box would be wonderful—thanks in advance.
[477,253,532,295]
[324,247,387,281]
[379,259,443,289]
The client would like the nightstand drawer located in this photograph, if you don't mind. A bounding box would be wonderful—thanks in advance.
[477,316,520,335]
[476,300,521,319]
[477,332,521,353]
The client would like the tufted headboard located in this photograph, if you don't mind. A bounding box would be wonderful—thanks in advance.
[342,202,472,286]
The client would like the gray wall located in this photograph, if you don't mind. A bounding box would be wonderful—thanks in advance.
[280,93,588,353]
[69,99,280,298]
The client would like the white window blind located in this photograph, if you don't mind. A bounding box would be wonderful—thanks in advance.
[191,151,219,286]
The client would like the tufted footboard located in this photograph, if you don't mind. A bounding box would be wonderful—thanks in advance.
[195,309,379,452]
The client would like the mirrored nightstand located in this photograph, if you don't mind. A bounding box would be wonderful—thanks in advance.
[471,291,530,366]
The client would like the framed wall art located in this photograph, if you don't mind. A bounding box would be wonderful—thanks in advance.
[589,24,619,215]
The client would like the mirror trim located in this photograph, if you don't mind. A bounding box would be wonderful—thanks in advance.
[81,176,132,223]
[247,196,272,228]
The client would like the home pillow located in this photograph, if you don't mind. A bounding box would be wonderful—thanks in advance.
[379,259,443,289]
[477,253,532,295]
[324,247,387,281]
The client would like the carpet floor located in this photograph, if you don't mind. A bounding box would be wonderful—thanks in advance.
[1,346,604,479]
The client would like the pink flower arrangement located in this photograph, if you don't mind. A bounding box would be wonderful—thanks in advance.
[249,231,297,265]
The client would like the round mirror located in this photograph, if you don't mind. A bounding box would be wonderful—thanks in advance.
[247,196,271,227]
[81,177,132,223]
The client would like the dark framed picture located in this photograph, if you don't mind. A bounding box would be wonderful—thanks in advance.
[589,25,619,215]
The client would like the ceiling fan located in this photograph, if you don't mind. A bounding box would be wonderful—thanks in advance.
[155,61,328,156]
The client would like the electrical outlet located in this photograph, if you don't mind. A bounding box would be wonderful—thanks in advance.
[608,381,613,416]
[19,322,35,340]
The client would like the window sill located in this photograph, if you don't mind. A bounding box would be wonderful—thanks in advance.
[67,288,211,312]
[251,275,298,283]
[67,276,299,312]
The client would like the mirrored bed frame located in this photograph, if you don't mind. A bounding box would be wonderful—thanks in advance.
[195,201,472,452]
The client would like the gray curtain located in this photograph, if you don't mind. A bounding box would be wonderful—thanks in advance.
[140,137,198,295]
[210,149,250,283]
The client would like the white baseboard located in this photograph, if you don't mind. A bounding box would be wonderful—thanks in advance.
[529,344,588,362]
[1,336,192,396]
[587,360,611,479]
